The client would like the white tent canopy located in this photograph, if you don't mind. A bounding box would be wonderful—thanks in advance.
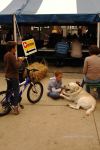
[0,0,100,48]
[0,0,100,23]
[0,0,100,15]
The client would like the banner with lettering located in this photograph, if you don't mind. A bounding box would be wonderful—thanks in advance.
[22,38,37,56]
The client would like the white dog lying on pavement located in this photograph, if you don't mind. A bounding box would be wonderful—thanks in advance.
[60,82,96,115]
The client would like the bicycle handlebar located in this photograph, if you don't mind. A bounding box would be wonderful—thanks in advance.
[19,56,39,73]
[26,67,39,72]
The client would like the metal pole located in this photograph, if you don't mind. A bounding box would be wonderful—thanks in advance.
[13,14,17,57]
[97,22,100,48]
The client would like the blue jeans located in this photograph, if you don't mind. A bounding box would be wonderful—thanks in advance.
[47,91,60,100]
[6,78,19,106]
[56,53,66,66]
[83,76,100,95]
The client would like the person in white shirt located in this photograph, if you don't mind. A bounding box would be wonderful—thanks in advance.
[71,39,82,58]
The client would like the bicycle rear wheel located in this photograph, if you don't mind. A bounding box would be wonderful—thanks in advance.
[0,91,11,116]
[27,82,43,104]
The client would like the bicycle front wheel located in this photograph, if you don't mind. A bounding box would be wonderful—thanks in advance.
[0,91,11,116]
[27,82,43,104]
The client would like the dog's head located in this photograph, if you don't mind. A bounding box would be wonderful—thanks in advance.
[67,82,80,93]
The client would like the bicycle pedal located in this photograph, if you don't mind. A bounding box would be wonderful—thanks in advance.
[19,104,24,109]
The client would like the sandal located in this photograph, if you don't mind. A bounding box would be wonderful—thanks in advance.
[13,106,20,115]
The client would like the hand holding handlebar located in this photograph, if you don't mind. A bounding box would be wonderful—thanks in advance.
[18,57,27,61]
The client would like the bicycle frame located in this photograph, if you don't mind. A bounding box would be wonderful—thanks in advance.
[18,57,35,97]
[19,76,30,97]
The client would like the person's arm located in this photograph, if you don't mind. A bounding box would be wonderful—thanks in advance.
[9,55,23,70]
[66,43,69,51]
[83,58,88,74]
[52,80,62,93]
[52,87,61,93]
[48,78,62,93]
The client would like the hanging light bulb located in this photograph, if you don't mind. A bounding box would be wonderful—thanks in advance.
[52,26,58,33]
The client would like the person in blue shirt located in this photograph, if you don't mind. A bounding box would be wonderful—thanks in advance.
[47,71,63,99]
[55,37,69,66]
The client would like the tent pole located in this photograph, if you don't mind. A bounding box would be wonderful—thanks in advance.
[97,22,100,48]
[13,14,17,57]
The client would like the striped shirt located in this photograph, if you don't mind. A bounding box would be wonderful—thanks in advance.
[55,41,69,54]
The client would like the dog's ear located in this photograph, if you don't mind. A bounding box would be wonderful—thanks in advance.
[76,81,81,86]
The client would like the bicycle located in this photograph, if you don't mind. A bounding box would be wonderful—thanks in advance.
[0,67,43,116]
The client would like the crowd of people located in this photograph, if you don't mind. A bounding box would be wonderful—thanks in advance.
[3,41,100,115]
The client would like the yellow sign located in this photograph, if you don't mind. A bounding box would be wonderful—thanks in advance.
[22,38,37,56]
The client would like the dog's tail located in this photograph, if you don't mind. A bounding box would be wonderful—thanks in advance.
[86,104,96,115]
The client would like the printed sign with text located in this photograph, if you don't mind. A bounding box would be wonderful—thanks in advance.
[22,38,37,56]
